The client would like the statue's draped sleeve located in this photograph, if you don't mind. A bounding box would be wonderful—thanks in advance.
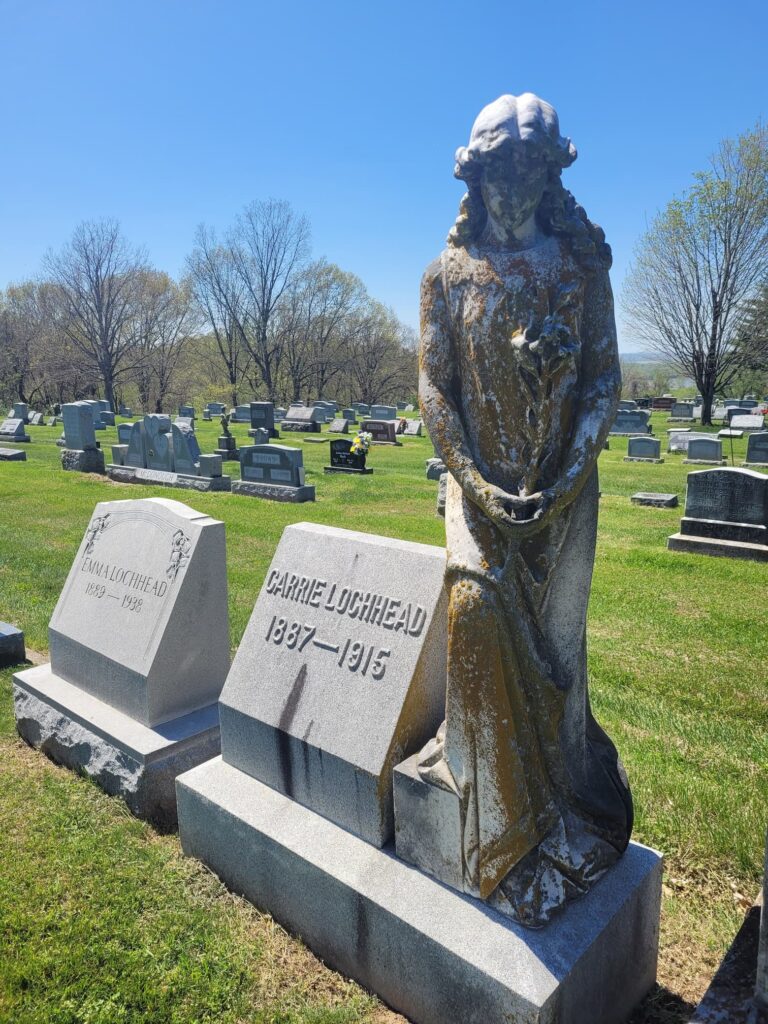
[419,259,484,503]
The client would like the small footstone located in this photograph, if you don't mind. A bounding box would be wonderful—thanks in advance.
[0,447,26,461]
[631,492,678,508]
[0,622,25,666]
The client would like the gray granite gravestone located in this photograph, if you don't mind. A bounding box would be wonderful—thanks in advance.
[145,415,174,472]
[117,422,134,445]
[61,401,105,473]
[0,417,31,443]
[0,622,25,666]
[668,468,768,560]
[12,402,29,422]
[328,417,350,434]
[98,400,115,426]
[370,404,397,420]
[179,404,195,420]
[180,522,448,847]
[232,444,315,502]
[684,437,725,465]
[360,419,401,445]
[342,408,357,423]
[625,436,663,463]
[404,418,424,436]
[14,497,229,825]
[0,447,26,461]
[281,406,323,433]
[668,430,709,453]
[618,400,638,411]
[669,403,694,420]
[745,432,768,467]
[731,414,765,432]
[727,406,747,424]
[84,400,106,431]
[249,402,278,438]
[109,416,230,492]
[610,409,652,435]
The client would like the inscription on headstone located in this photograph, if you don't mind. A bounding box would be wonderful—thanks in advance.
[218,522,448,845]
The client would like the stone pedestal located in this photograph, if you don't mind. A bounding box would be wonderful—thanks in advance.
[215,435,239,461]
[15,665,220,830]
[177,757,662,1024]
[61,448,106,473]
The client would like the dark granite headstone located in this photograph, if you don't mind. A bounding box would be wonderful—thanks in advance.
[745,433,768,466]
[361,419,400,445]
[668,469,768,559]
[324,438,373,475]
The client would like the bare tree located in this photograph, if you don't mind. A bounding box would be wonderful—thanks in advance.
[130,270,198,412]
[187,225,252,406]
[346,301,417,405]
[43,219,147,409]
[623,125,768,423]
[228,199,310,401]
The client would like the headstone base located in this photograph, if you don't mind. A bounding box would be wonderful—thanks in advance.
[624,456,664,464]
[631,493,679,508]
[214,448,239,462]
[0,447,26,461]
[0,432,31,443]
[323,465,373,474]
[14,664,220,830]
[743,461,768,468]
[231,480,315,502]
[0,622,25,666]
[608,431,654,437]
[683,458,727,466]
[177,756,662,1024]
[248,428,279,439]
[105,464,232,492]
[667,417,696,423]
[667,533,768,562]
[61,448,106,473]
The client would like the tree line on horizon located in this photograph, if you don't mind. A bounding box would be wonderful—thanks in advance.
[0,199,418,415]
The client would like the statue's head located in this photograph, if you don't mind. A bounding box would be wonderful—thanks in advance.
[449,92,610,272]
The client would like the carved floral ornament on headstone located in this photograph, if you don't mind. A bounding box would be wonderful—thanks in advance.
[415,92,632,927]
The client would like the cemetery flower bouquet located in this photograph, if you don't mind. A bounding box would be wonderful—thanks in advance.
[350,431,372,454]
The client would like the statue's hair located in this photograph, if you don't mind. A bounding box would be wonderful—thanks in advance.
[448,118,612,273]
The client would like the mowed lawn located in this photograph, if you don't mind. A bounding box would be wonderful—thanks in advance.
[0,412,766,1024]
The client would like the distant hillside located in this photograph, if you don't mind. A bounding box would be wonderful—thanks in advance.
[619,350,667,364]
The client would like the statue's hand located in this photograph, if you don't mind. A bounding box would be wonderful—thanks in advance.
[478,483,546,537]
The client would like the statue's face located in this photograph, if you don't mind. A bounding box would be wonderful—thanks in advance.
[479,145,549,234]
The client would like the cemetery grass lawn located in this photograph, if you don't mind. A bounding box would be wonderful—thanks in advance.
[0,413,766,1024]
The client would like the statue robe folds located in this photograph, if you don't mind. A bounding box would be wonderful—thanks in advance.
[418,236,633,926]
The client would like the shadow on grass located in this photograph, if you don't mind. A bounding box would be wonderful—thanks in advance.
[629,986,697,1024]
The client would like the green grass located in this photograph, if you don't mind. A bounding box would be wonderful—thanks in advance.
[0,411,766,1022]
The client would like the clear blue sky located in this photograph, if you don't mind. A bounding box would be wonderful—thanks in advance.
[1,0,766,351]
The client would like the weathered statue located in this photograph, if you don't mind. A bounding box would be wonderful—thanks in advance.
[220,413,231,437]
[417,93,632,927]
